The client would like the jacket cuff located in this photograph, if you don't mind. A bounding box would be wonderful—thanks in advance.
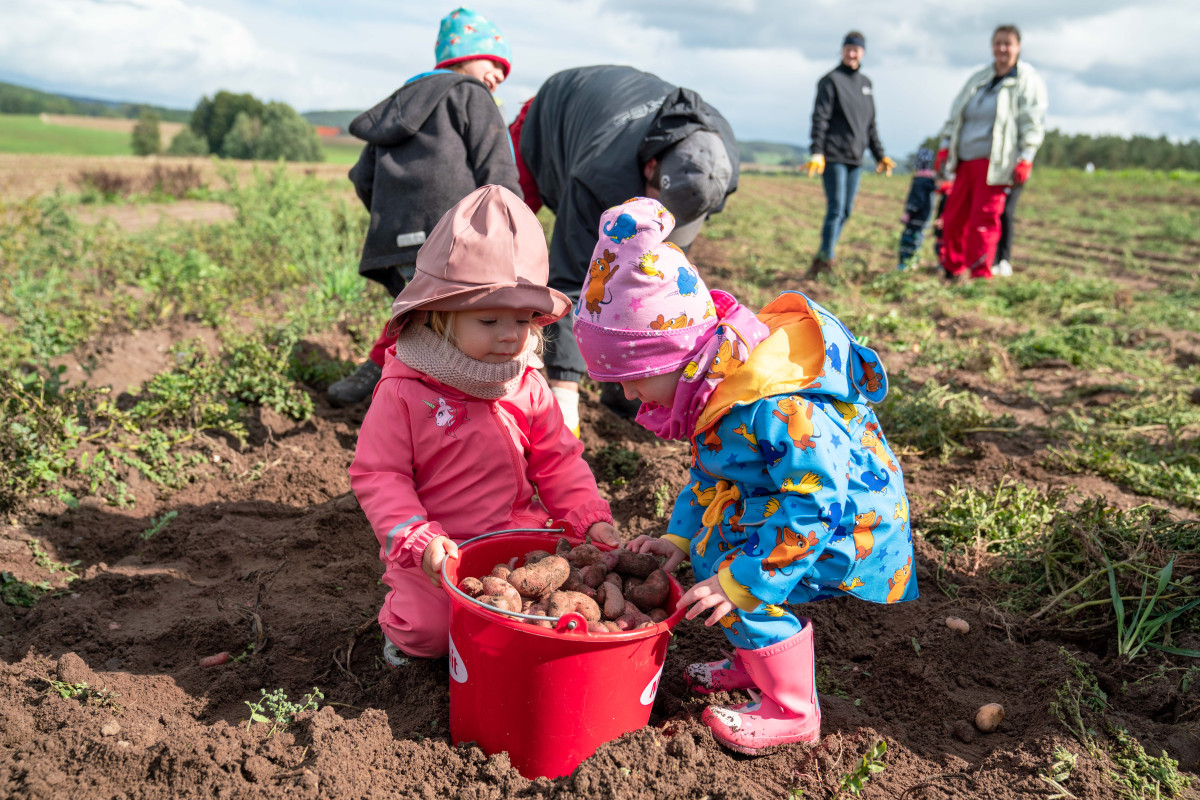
[718,567,763,612]
[564,498,614,536]
[405,526,444,571]
[662,534,691,554]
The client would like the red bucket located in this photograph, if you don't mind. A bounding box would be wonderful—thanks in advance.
[442,529,686,779]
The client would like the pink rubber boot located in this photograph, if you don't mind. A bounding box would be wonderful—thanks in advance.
[685,651,756,694]
[702,621,821,754]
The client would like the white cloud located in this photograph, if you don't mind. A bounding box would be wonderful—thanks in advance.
[0,0,1196,152]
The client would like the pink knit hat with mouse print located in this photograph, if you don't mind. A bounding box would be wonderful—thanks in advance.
[573,197,719,381]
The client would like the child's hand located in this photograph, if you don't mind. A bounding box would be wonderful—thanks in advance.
[627,535,688,573]
[586,521,620,548]
[676,574,734,627]
[421,536,459,587]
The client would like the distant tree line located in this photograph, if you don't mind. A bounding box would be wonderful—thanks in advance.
[134,90,322,162]
[0,81,189,122]
[916,129,1200,172]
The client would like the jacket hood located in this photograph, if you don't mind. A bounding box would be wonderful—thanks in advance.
[695,292,888,431]
[350,73,487,147]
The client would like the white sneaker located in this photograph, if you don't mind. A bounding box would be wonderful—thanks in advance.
[994,259,1013,277]
[383,640,410,668]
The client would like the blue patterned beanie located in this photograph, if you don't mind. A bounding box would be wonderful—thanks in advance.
[435,8,511,76]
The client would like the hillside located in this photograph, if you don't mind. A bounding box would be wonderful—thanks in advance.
[740,139,807,166]
[0,81,190,122]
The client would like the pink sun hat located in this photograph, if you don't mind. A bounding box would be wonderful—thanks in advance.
[573,196,719,381]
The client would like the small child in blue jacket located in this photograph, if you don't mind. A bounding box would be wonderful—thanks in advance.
[897,146,939,270]
[573,197,917,754]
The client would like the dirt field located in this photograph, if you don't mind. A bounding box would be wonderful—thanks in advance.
[1,157,1197,799]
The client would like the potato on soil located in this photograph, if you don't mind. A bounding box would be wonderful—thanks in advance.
[459,577,485,597]
[946,617,970,634]
[614,550,660,578]
[974,703,1005,732]
[627,569,670,612]
[508,555,570,598]
[546,590,602,622]
[199,652,231,668]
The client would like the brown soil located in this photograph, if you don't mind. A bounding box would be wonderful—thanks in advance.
[2,173,1198,799]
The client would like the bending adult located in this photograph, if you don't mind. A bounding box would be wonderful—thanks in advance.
[936,24,1047,280]
[805,31,895,279]
[510,65,739,432]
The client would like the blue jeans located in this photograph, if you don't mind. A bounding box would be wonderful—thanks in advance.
[818,162,862,260]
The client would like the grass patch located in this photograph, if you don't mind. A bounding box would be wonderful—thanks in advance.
[0,114,132,155]
[875,380,1012,460]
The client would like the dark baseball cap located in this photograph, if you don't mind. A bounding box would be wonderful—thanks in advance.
[657,130,733,247]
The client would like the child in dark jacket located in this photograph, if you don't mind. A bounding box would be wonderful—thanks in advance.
[574,197,917,754]
[328,7,523,407]
[896,147,938,270]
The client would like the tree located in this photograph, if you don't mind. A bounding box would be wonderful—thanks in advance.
[220,111,262,160]
[166,127,209,156]
[131,110,161,156]
[255,102,323,162]
[190,91,266,155]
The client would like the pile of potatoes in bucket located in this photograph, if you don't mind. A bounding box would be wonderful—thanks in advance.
[458,538,671,633]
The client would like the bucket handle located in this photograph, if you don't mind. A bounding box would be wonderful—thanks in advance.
[442,526,589,626]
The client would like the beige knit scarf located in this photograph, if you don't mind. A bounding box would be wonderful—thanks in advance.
[393,322,532,400]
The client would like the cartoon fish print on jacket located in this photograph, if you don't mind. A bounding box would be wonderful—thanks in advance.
[852,511,881,560]
[762,527,821,576]
[424,397,469,438]
[825,343,842,372]
[886,557,912,603]
[650,312,693,330]
[773,396,820,451]
[861,467,890,493]
[838,577,865,592]
[708,338,744,379]
[860,423,898,473]
[636,251,665,279]
[584,249,621,317]
[603,213,638,243]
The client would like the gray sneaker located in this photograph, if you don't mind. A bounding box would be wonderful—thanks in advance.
[328,360,383,407]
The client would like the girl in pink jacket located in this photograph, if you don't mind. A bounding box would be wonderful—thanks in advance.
[349,185,617,663]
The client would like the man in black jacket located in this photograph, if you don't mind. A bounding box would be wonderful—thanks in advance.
[511,65,739,431]
[806,32,895,278]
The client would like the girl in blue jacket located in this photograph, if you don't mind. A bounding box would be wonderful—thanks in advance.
[574,197,917,754]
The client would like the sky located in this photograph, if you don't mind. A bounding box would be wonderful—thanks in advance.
[2,0,1198,155]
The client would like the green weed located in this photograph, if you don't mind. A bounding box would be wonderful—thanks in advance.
[244,687,324,736]
[1,571,51,607]
[653,483,671,518]
[837,739,887,797]
[921,477,1064,558]
[1107,726,1193,799]
[1105,551,1200,660]
[45,679,122,710]
[876,381,1012,461]
[592,445,642,487]
[1039,747,1078,799]
[1050,648,1107,757]
[141,510,178,540]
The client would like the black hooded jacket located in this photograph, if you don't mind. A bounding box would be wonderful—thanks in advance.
[518,66,739,295]
[810,64,886,167]
[348,72,521,284]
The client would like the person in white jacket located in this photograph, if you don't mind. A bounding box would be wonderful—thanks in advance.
[935,24,1047,280]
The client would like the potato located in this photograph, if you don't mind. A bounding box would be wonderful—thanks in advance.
[567,543,604,568]
[626,569,670,612]
[546,590,602,623]
[648,608,669,624]
[459,577,484,597]
[508,555,570,598]
[479,576,521,610]
[579,563,608,588]
[604,572,623,588]
[974,703,1005,733]
[946,617,970,634]
[596,581,625,620]
[523,549,554,565]
[614,550,660,578]
[623,575,644,594]
[478,593,520,613]
[490,563,512,580]
[561,566,588,592]
[555,537,573,557]
[199,652,231,668]
[615,606,651,630]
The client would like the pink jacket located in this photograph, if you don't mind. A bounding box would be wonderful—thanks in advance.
[349,350,612,570]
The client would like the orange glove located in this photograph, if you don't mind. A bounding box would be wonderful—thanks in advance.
[1013,160,1032,185]
[805,154,825,177]
[876,156,896,177]
[934,148,949,174]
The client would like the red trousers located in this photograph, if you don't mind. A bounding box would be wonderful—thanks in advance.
[940,158,1008,278]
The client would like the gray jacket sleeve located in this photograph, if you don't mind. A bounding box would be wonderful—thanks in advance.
[456,84,522,199]
[867,114,885,163]
[348,144,376,210]
[547,179,601,297]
